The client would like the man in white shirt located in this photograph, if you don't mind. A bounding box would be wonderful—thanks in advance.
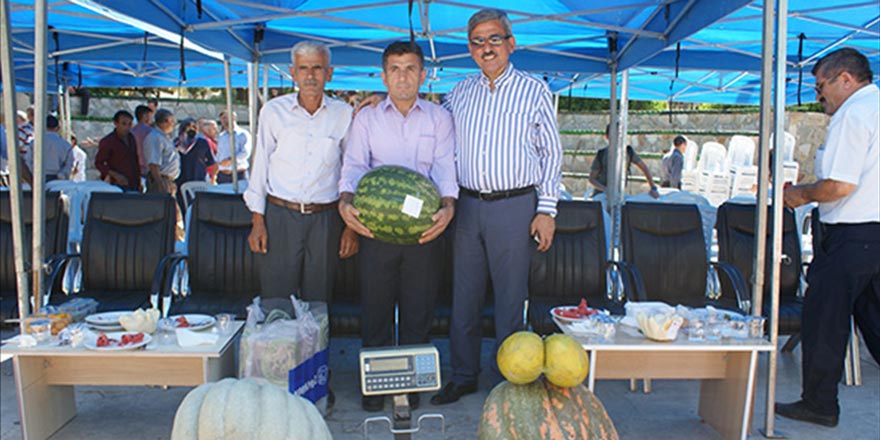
[243,40,358,304]
[69,133,87,182]
[778,47,879,428]
[216,110,251,184]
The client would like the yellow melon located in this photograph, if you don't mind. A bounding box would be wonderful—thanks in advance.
[497,331,545,384]
[543,334,589,387]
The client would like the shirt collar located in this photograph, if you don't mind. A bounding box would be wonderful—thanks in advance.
[379,96,425,115]
[479,62,515,88]
[291,93,327,114]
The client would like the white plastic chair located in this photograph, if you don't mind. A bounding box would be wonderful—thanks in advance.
[725,135,755,171]
[730,165,758,198]
[684,139,699,171]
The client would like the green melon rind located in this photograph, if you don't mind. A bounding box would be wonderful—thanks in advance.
[353,165,441,245]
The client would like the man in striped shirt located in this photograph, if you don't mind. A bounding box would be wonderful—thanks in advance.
[431,8,563,405]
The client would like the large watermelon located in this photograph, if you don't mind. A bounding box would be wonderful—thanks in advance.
[353,165,441,245]
[478,378,619,440]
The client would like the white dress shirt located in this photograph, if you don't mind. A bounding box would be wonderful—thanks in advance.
[814,84,879,223]
[244,93,352,214]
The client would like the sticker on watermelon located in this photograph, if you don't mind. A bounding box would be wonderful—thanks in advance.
[353,165,441,245]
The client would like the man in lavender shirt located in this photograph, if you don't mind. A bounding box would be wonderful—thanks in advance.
[338,41,457,413]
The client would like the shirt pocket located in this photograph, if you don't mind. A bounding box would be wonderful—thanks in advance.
[317,136,343,168]
[416,135,436,169]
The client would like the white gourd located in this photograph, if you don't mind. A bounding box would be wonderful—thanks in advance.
[170,377,331,440]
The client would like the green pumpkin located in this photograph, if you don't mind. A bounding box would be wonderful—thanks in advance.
[478,378,619,440]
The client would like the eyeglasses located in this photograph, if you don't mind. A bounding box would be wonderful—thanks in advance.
[469,34,511,47]
[814,71,842,94]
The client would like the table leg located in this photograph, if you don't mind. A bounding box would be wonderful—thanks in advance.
[587,351,597,391]
[698,351,757,440]
[13,356,76,440]
[203,341,237,383]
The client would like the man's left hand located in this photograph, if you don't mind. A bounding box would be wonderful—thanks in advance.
[339,226,359,258]
[531,213,555,252]
[419,205,454,244]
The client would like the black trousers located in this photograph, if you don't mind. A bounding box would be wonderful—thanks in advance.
[217,170,248,184]
[259,202,343,302]
[358,236,442,349]
[801,221,880,415]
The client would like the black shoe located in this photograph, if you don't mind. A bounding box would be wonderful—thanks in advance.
[409,393,420,410]
[430,382,478,405]
[362,395,384,412]
[776,400,839,427]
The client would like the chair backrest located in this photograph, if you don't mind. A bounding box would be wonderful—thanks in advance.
[621,202,707,306]
[715,202,801,303]
[81,193,176,292]
[631,191,716,257]
[698,142,727,175]
[684,139,699,171]
[1,191,69,293]
[725,135,755,170]
[529,201,608,304]
[187,192,260,295]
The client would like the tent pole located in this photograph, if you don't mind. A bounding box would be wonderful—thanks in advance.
[753,0,775,322]
[607,64,621,260]
[62,82,72,140]
[262,64,269,104]
[619,70,630,197]
[764,0,789,437]
[1,0,32,333]
[248,60,259,162]
[32,0,48,314]
[223,57,238,193]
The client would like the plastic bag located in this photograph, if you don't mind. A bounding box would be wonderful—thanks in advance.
[239,295,330,414]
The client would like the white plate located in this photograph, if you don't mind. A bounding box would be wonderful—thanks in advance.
[85,311,129,325]
[84,332,152,351]
[88,322,124,331]
[550,306,606,324]
[169,314,215,331]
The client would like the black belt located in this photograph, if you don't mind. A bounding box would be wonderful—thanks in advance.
[460,186,535,201]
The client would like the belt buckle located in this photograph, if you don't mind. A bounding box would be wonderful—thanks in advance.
[300,203,308,215]
[479,190,493,201]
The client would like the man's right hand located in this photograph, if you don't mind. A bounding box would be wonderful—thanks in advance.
[354,94,384,116]
[338,197,374,238]
[248,214,268,253]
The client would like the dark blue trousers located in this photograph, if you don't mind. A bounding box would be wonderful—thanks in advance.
[801,221,880,415]
[359,237,442,348]
[449,191,535,385]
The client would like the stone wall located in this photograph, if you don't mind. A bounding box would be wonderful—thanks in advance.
[557,111,829,196]
[9,95,829,190]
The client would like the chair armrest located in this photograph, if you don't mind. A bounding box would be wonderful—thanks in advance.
[44,253,81,305]
[710,261,751,313]
[151,253,187,313]
[608,260,647,302]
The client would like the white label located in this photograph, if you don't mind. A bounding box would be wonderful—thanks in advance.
[401,195,424,218]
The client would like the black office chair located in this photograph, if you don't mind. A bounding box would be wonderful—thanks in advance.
[164,192,260,319]
[1,191,69,321]
[47,193,177,312]
[528,201,627,334]
[716,202,804,349]
[620,202,749,311]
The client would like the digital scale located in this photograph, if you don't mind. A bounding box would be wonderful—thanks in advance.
[359,344,444,439]
[360,344,441,396]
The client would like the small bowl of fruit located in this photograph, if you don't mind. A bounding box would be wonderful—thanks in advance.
[551,299,605,324]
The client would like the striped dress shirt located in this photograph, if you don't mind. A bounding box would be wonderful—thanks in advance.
[444,63,562,215]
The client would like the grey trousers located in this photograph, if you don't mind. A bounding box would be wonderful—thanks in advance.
[449,191,536,385]
[259,202,343,302]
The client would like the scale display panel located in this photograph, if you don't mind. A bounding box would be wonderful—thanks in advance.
[359,344,441,396]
